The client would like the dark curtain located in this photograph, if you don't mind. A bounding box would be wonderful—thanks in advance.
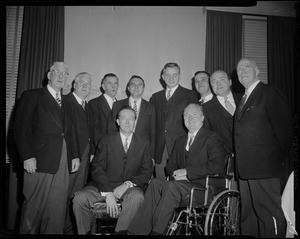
[205,10,243,93]
[267,16,297,196]
[7,6,65,232]
[267,16,296,113]
[16,6,65,99]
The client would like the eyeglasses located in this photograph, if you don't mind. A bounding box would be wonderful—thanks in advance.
[130,83,144,88]
[52,69,69,78]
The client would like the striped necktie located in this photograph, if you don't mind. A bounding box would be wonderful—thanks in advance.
[81,100,85,110]
[224,96,235,115]
[56,92,62,107]
[237,92,248,114]
[133,100,138,115]
[187,135,194,151]
[123,137,129,153]
[166,89,171,101]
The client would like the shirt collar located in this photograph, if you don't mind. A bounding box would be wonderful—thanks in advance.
[129,96,142,105]
[246,80,260,97]
[120,132,133,144]
[47,84,60,99]
[166,84,179,96]
[72,92,85,104]
[201,92,213,103]
[188,128,200,138]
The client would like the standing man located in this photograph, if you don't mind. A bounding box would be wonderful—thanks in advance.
[150,62,198,179]
[193,71,213,104]
[88,73,119,159]
[234,58,293,237]
[14,62,80,234]
[126,103,225,235]
[107,75,156,157]
[202,70,242,165]
[72,106,153,234]
[64,72,92,234]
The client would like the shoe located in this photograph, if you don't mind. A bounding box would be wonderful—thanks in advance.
[149,231,161,235]
[117,230,129,235]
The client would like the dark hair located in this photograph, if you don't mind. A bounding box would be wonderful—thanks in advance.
[194,71,210,78]
[127,75,145,88]
[163,62,180,74]
[101,73,119,85]
[117,106,136,119]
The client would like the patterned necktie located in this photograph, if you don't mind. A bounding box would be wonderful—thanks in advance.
[187,135,194,151]
[124,137,129,153]
[166,89,171,101]
[238,92,248,114]
[199,98,204,105]
[224,96,235,116]
[81,100,85,110]
[133,100,138,115]
[56,92,62,107]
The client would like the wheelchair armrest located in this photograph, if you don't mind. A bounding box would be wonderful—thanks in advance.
[208,174,233,180]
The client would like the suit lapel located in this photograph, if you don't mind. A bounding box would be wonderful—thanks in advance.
[238,82,262,120]
[100,94,112,119]
[41,87,63,130]
[135,99,146,131]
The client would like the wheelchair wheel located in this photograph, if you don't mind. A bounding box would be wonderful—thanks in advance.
[204,189,240,235]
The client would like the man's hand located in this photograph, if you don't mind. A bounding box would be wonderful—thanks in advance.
[173,168,188,181]
[71,158,80,173]
[106,192,119,217]
[24,157,37,173]
[113,183,128,199]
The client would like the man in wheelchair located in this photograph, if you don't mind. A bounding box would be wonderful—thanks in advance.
[124,103,225,235]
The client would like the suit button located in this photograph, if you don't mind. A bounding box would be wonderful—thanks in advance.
[61,133,64,136]
[164,130,167,132]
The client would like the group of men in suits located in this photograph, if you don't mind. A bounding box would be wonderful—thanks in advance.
[14,58,293,238]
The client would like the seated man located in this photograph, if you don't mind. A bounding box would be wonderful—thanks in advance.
[125,103,225,235]
[72,106,153,234]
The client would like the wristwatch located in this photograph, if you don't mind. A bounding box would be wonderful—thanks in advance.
[124,181,136,188]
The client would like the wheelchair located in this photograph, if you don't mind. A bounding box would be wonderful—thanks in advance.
[166,156,241,236]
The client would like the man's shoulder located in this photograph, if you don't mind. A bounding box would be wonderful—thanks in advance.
[151,89,165,98]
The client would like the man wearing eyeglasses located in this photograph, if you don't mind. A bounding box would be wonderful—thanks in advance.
[14,62,80,234]
[107,75,156,158]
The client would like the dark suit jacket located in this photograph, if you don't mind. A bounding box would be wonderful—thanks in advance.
[234,82,293,179]
[165,127,225,187]
[89,132,153,192]
[14,87,78,173]
[88,94,112,155]
[64,93,90,158]
[202,93,242,157]
[107,98,156,157]
[150,85,198,163]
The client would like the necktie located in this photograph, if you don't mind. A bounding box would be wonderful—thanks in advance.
[224,96,235,115]
[187,135,194,151]
[199,98,204,105]
[81,100,85,110]
[133,100,138,115]
[56,92,62,107]
[238,92,248,114]
[166,89,171,101]
[124,137,129,153]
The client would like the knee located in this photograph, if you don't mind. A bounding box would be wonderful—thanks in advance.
[129,188,144,205]
[73,190,89,208]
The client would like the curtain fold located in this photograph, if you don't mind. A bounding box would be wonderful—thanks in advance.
[267,15,297,193]
[8,6,65,232]
[267,16,296,113]
[16,6,65,99]
[205,10,243,93]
